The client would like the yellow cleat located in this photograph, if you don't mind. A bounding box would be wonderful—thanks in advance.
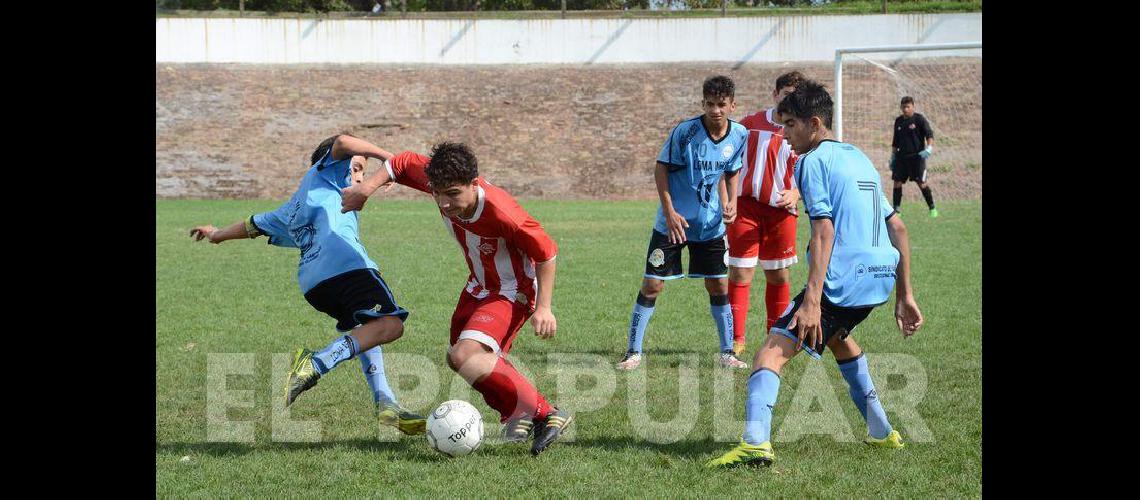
[864,430,905,449]
[378,403,427,436]
[706,440,775,468]
[284,349,321,407]
[732,341,747,357]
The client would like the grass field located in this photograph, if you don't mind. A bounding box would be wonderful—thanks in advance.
[156,198,981,497]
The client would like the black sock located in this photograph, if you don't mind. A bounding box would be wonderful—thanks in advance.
[892,187,902,209]
[920,186,935,209]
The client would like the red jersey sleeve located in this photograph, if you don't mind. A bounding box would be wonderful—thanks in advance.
[740,112,760,131]
[510,215,558,263]
[388,151,432,194]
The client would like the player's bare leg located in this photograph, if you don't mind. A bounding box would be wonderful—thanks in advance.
[828,334,902,448]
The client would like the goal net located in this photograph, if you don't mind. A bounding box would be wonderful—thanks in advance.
[834,42,982,198]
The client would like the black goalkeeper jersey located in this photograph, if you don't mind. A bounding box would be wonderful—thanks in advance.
[892,113,934,157]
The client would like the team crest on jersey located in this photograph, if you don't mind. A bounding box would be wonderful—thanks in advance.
[856,263,867,280]
[478,242,495,255]
[648,249,665,268]
[908,123,916,129]
[721,144,734,159]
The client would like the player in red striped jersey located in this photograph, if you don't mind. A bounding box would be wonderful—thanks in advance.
[728,71,806,356]
[340,141,572,456]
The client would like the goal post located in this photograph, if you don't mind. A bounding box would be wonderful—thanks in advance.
[833,42,982,192]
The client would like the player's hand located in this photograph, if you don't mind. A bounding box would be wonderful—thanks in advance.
[340,183,373,213]
[895,295,924,338]
[889,152,897,171]
[189,225,220,244]
[722,200,737,225]
[775,188,800,210]
[665,209,689,244]
[532,306,557,339]
[918,145,932,159]
[787,299,822,354]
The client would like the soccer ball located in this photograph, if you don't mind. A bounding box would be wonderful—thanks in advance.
[426,400,484,457]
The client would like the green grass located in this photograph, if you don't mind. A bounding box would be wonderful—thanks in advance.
[156,198,980,496]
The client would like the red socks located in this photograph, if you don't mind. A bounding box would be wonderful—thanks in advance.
[765,282,791,331]
[728,281,751,344]
[472,357,551,423]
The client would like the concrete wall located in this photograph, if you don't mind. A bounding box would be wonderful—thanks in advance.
[155,13,980,64]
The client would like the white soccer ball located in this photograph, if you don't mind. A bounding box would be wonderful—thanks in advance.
[425,400,484,457]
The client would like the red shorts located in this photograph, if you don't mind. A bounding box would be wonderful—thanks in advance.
[449,291,532,355]
[726,197,798,270]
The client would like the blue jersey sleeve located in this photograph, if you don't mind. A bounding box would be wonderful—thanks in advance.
[880,191,895,220]
[797,155,832,220]
[251,203,298,248]
[657,125,685,168]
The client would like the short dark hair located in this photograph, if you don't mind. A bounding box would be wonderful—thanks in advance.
[702,75,735,100]
[776,79,833,130]
[426,142,479,189]
[901,96,915,106]
[774,70,807,92]
[310,132,357,166]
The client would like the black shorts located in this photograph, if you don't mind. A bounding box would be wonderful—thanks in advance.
[891,155,927,183]
[643,230,728,280]
[303,268,410,332]
[770,289,875,358]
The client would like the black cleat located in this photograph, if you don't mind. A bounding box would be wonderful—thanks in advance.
[530,408,573,456]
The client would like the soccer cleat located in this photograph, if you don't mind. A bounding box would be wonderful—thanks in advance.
[531,408,574,456]
[929,208,939,218]
[284,348,321,407]
[501,414,536,443]
[718,351,749,370]
[732,341,747,357]
[864,429,905,449]
[377,403,427,436]
[616,351,643,371]
[706,440,775,468]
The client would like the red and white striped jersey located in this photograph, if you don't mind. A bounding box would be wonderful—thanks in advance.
[738,110,798,213]
[386,151,558,309]
[741,108,784,135]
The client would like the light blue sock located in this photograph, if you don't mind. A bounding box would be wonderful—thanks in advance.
[838,353,892,439]
[710,294,733,353]
[358,346,397,406]
[627,292,656,353]
[742,368,780,445]
[312,334,360,375]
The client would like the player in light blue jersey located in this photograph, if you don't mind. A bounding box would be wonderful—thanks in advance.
[617,75,752,371]
[189,134,426,435]
[708,80,924,468]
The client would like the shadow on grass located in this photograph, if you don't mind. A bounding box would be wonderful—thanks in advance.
[565,436,733,459]
[155,438,447,462]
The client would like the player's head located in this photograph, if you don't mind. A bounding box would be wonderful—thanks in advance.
[900,96,916,117]
[311,133,366,182]
[701,75,737,126]
[772,70,806,107]
[426,142,480,218]
[776,79,833,154]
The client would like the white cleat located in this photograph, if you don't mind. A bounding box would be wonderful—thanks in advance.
[718,351,749,370]
[616,351,643,370]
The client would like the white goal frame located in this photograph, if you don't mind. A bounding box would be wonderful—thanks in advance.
[834,41,982,142]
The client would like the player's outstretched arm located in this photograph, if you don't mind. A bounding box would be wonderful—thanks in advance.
[789,218,833,353]
[331,135,396,163]
[189,219,250,245]
[532,257,558,339]
[886,215,923,336]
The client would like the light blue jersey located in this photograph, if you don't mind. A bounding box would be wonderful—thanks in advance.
[654,116,748,242]
[797,140,899,308]
[251,152,379,294]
